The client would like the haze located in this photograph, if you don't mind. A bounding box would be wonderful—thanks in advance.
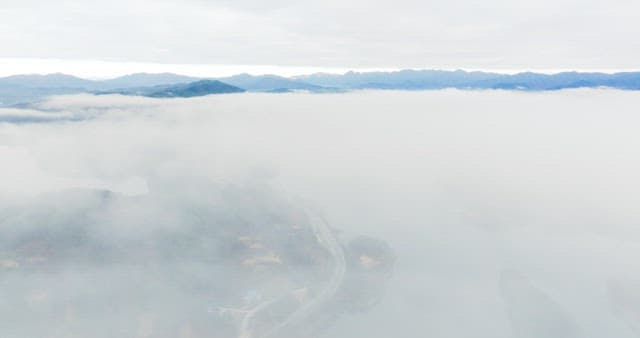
[2,90,640,337]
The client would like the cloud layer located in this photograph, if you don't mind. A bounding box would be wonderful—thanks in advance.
[1,0,639,70]
[2,90,640,337]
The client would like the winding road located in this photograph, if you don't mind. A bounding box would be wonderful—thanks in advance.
[239,211,347,338]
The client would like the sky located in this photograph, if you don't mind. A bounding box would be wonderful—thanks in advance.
[0,0,639,77]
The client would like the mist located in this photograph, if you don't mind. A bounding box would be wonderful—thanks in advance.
[2,89,640,337]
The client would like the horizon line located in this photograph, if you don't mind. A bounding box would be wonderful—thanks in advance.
[0,58,638,80]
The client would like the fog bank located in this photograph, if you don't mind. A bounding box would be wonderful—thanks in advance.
[2,90,640,337]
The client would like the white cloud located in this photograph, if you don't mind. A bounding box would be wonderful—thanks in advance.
[2,90,640,337]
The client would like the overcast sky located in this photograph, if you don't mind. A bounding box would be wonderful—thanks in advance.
[1,0,639,76]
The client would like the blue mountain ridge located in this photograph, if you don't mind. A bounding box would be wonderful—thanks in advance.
[1,70,639,106]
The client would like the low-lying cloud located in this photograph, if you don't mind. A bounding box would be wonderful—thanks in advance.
[2,89,640,337]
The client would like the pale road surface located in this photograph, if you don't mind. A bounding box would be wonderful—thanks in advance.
[239,212,347,338]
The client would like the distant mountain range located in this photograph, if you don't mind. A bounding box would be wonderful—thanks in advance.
[1,70,639,106]
[295,70,640,90]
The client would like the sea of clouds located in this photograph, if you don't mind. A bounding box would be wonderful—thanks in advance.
[2,89,640,337]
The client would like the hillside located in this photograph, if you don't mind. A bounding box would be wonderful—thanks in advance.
[145,80,245,97]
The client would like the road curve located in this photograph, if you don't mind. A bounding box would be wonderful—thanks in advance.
[239,211,347,338]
